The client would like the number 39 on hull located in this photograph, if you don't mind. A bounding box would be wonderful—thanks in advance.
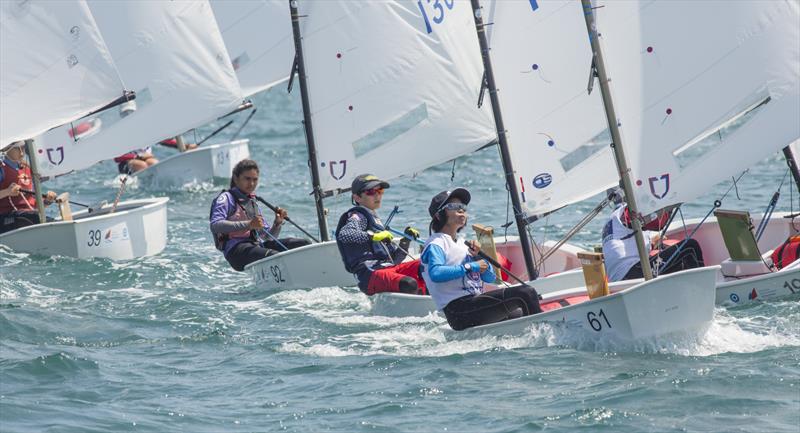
[0,198,168,260]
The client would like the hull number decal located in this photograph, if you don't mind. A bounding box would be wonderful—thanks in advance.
[587,309,612,332]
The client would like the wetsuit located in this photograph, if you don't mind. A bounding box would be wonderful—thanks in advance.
[421,232,542,331]
[335,206,425,295]
[209,187,309,271]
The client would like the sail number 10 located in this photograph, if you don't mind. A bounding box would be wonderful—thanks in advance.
[586,309,612,332]
[417,0,455,34]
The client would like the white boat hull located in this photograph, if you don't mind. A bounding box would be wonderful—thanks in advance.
[245,240,356,291]
[0,197,168,260]
[445,266,717,342]
[664,212,799,306]
[133,139,250,188]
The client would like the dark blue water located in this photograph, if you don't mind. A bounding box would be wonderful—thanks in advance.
[2,89,798,432]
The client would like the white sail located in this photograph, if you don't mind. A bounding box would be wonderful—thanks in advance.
[35,0,243,178]
[0,0,122,146]
[210,0,294,98]
[490,0,615,216]
[298,0,495,193]
[597,0,800,215]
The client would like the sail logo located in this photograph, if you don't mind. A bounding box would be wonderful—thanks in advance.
[327,160,347,180]
[46,147,64,166]
[532,173,552,189]
[648,173,670,199]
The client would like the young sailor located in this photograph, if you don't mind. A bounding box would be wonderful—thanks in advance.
[209,159,310,271]
[420,188,542,331]
[602,203,704,281]
[0,141,58,234]
[335,174,425,295]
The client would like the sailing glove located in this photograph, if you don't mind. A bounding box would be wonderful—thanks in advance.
[404,226,421,240]
[371,230,394,243]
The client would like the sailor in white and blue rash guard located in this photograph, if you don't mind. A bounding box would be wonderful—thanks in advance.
[420,188,542,331]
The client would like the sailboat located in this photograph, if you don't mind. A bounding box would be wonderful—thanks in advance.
[0,0,169,260]
[1,0,244,260]
[245,0,499,291]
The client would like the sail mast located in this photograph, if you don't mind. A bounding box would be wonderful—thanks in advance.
[782,145,800,194]
[469,0,538,280]
[289,0,330,241]
[580,0,653,280]
[24,140,46,225]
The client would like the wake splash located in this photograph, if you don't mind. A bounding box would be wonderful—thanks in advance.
[271,286,800,358]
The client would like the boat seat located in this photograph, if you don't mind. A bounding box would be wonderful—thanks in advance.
[714,209,773,277]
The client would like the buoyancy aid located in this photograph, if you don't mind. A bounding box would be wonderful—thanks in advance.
[113,152,136,164]
[772,235,800,270]
[0,159,36,214]
[335,206,393,273]
[209,188,261,251]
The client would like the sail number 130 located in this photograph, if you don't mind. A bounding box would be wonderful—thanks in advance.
[586,309,612,332]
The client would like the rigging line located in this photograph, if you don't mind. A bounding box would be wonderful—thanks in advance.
[754,169,788,242]
[658,200,721,274]
[535,196,610,269]
[503,184,511,241]
[450,159,456,182]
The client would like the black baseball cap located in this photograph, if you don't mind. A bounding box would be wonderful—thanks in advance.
[428,188,471,217]
[351,173,390,195]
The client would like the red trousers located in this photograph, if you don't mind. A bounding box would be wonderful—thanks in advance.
[366,259,427,295]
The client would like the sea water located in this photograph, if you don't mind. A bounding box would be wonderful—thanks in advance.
[1,89,798,432]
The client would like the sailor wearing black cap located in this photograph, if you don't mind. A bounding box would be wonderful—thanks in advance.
[335,174,426,295]
[420,188,542,331]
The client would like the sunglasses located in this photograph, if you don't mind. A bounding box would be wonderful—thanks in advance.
[362,187,384,196]
[441,202,467,212]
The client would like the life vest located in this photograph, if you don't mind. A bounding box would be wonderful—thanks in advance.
[771,235,800,270]
[601,205,656,282]
[420,232,485,311]
[0,159,36,214]
[209,188,260,251]
[113,147,152,164]
[335,206,393,273]
[113,152,136,164]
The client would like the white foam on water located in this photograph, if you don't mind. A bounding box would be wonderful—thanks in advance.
[104,174,139,189]
[676,306,800,356]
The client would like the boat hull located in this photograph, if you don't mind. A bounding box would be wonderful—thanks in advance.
[445,266,717,342]
[0,197,168,260]
[134,139,250,188]
[245,241,356,291]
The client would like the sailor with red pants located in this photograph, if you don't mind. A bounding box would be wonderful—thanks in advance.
[335,174,426,295]
[0,142,57,234]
